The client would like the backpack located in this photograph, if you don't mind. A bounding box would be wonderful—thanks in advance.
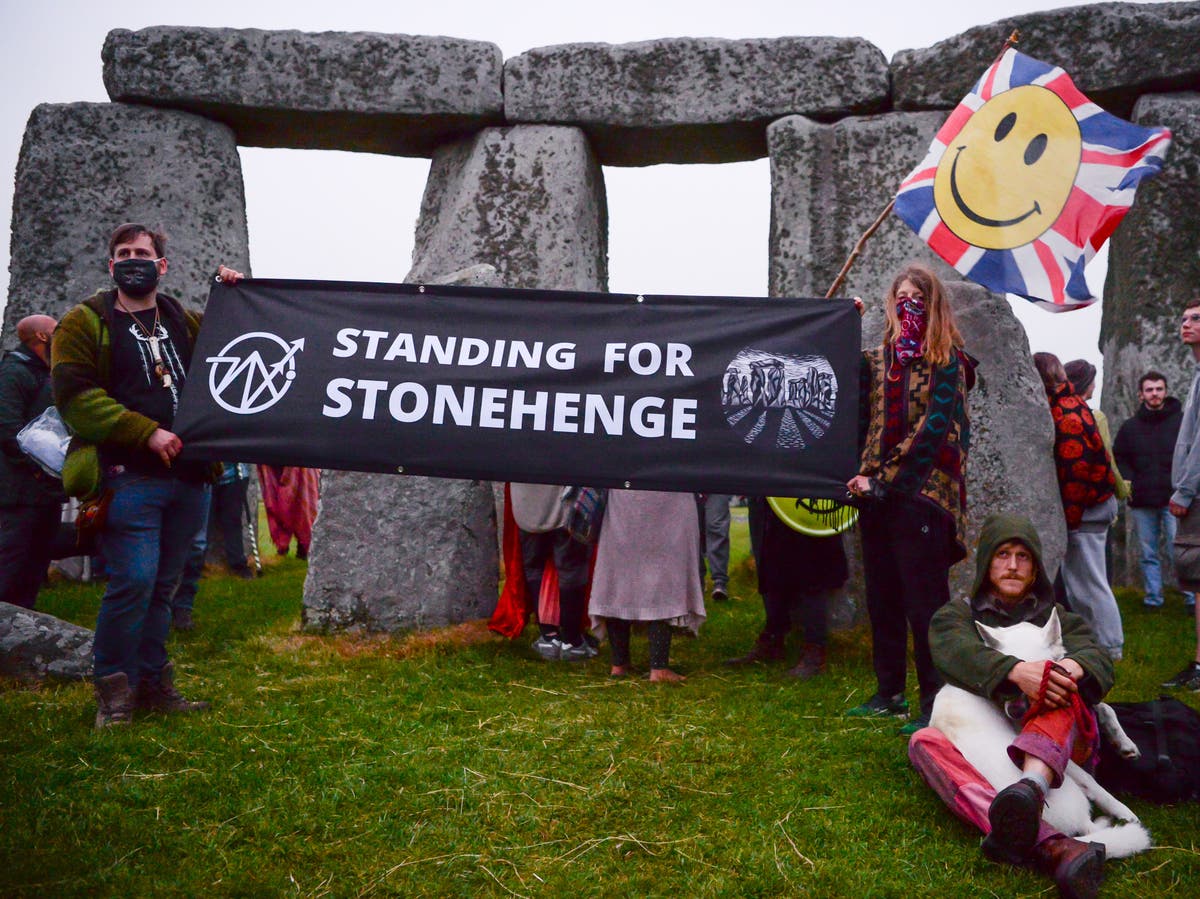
[1096,697,1200,803]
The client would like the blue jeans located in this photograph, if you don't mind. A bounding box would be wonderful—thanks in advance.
[1130,505,1196,606]
[172,485,212,615]
[93,473,209,684]
[703,494,732,590]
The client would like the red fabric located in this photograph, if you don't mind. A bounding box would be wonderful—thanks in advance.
[257,465,319,552]
[489,484,530,638]
[1022,661,1100,769]
[487,485,596,639]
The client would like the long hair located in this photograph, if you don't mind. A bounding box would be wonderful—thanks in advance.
[881,264,962,366]
[1033,351,1067,394]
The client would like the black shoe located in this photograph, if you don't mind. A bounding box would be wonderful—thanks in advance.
[846,692,909,718]
[982,779,1044,864]
[231,565,255,580]
[1162,661,1200,690]
[711,587,729,602]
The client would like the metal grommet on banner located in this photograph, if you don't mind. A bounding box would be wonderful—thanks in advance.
[418,286,425,294]
[623,480,631,488]
[636,295,644,303]
[397,466,405,473]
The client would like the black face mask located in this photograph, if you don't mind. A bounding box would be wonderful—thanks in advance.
[112,258,160,298]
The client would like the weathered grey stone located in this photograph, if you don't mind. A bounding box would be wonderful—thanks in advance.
[103,27,504,157]
[303,127,608,633]
[409,127,608,290]
[768,112,959,345]
[946,280,1066,597]
[1101,93,1200,426]
[505,37,890,166]
[1101,92,1200,586]
[2,102,250,348]
[0,602,93,682]
[891,1,1200,119]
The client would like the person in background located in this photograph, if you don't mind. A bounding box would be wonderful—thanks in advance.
[589,489,705,682]
[1113,371,1195,611]
[0,314,63,608]
[1064,360,1129,505]
[1033,352,1123,661]
[1165,299,1200,691]
[258,465,319,559]
[846,264,975,734]
[725,497,847,678]
[699,493,733,602]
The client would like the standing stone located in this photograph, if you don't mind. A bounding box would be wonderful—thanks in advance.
[302,127,608,634]
[0,603,93,682]
[768,112,959,346]
[891,2,1200,119]
[946,280,1066,597]
[3,102,250,347]
[1101,92,1200,586]
[505,38,889,166]
[102,27,504,157]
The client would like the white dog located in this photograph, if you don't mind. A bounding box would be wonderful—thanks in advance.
[929,609,1150,858]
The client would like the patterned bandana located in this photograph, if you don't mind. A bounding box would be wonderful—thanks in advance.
[893,296,927,367]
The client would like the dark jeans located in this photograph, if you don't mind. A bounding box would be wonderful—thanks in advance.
[859,496,954,718]
[173,486,213,615]
[0,502,61,608]
[211,477,250,569]
[519,528,590,644]
[93,473,208,684]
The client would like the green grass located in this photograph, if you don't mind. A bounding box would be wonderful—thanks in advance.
[2,513,1198,897]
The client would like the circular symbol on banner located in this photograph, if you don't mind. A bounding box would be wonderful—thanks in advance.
[721,348,837,450]
[933,84,1082,250]
[206,331,305,415]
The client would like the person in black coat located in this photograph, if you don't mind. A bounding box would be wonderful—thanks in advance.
[1112,370,1195,610]
[0,314,64,608]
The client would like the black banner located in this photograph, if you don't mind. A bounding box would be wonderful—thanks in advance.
[174,279,861,497]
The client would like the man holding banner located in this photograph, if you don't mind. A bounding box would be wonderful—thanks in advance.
[51,222,242,729]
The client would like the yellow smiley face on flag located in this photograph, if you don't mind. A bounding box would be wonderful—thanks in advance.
[933,85,1082,250]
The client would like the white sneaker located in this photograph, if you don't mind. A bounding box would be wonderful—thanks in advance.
[559,640,599,662]
[531,635,561,660]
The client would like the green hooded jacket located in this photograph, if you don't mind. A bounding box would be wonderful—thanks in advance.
[929,513,1114,706]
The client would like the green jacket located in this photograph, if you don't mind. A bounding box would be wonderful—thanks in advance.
[51,289,210,499]
[0,347,64,506]
[929,513,1114,706]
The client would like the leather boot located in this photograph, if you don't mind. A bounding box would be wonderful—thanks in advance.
[786,643,826,679]
[724,632,786,665]
[1031,835,1105,899]
[136,662,211,714]
[981,778,1044,865]
[94,672,134,729]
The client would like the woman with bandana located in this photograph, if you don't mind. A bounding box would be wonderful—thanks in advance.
[845,264,976,734]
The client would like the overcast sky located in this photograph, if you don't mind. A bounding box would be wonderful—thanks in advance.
[1,0,1174,395]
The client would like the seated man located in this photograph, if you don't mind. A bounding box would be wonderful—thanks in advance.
[909,514,1114,899]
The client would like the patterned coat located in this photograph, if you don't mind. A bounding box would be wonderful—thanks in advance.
[857,345,974,560]
[1046,381,1115,529]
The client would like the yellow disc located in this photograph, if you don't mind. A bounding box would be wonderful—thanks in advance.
[933,84,1081,250]
[767,497,858,537]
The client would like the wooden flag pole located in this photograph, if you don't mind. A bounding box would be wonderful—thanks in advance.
[822,29,1021,300]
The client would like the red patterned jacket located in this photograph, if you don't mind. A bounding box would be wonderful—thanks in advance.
[1047,382,1115,529]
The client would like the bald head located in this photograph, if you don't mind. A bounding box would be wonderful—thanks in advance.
[15,315,56,364]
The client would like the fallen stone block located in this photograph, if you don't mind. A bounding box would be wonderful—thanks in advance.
[0,602,93,683]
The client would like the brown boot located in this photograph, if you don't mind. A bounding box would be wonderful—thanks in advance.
[136,662,211,714]
[724,632,786,665]
[1031,836,1105,899]
[94,672,134,729]
[786,643,826,679]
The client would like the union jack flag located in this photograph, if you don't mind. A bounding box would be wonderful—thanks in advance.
[894,47,1172,312]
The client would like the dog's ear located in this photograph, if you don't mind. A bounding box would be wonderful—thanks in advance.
[1042,608,1063,653]
[975,620,1002,648]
